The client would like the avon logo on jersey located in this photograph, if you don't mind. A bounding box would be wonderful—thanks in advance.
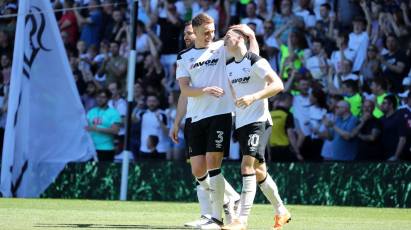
[232,76,251,84]
[190,58,219,69]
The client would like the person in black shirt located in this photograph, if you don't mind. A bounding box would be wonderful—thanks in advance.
[380,94,403,160]
[354,100,384,161]
[380,34,409,93]
[392,93,411,161]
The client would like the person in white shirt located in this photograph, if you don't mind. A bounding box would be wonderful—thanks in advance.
[107,82,127,152]
[348,16,369,72]
[176,13,260,229]
[240,2,265,36]
[221,29,290,230]
[136,95,169,158]
[330,32,355,74]
[171,22,241,229]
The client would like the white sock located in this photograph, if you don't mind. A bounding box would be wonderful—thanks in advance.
[209,168,225,221]
[239,174,256,225]
[258,174,286,215]
[196,183,211,216]
[196,173,211,216]
[224,179,240,203]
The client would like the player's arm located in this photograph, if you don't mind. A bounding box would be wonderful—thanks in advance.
[178,77,224,98]
[228,24,260,55]
[169,94,187,144]
[236,60,284,108]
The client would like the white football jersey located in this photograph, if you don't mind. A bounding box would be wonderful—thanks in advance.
[226,52,274,129]
[176,40,234,122]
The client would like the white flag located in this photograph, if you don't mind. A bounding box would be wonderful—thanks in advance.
[0,0,95,197]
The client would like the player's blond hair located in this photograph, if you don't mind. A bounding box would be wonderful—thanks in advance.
[192,13,214,27]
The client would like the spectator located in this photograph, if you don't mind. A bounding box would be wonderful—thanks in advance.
[276,27,307,79]
[319,94,343,160]
[330,32,355,75]
[380,34,409,93]
[152,1,183,85]
[261,20,279,70]
[0,30,12,57]
[75,0,104,47]
[300,88,327,161]
[146,135,162,159]
[334,0,361,29]
[241,2,265,36]
[81,81,98,112]
[370,77,388,118]
[98,41,127,86]
[342,80,362,117]
[380,94,402,160]
[305,38,329,81]
[324,100,359,161]
[354,100,384,161]
[1,54,11,85]
[349,16,369,72]
[395,92,411,161]
[137,95,169,158]
[104,8,126,42]
[327,59,359,95]
[86,89,121,161]
[360,44,381,84]
[293,0,316,28]
[192,0,219,36]
[59,0,79,48]
[107,82,127,152]
[270,92,301,162]
[272,0,300,45]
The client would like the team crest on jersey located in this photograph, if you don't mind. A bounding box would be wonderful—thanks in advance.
[242,67,251,73]
[189,57,195,62]
[190,58,219,69]
[229,72,233,77]
[232,76,251,84]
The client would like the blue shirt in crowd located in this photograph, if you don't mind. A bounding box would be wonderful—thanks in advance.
[331,115,359,161]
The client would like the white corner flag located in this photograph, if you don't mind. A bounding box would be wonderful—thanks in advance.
[0,0,95,197]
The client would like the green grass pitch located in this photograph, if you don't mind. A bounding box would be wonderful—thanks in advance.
[0,199,410,230]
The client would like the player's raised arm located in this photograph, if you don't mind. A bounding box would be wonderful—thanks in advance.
[228,24,260,55]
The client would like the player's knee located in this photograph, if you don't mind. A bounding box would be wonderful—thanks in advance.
[192,166,207,178]
[206,152,223,169]
[241,161,255,175]
[241,165,255,175]
[255,167,267,182]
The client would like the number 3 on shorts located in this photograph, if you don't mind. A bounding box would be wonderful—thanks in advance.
[215,131,224,148]
[248,134,259,147]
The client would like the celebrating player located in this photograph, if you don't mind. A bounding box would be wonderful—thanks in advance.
[221,29,291,230]
[171,21,240,228]
[175,13,259,229]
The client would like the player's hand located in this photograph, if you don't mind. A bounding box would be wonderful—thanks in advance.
[203,86,224,97]
[169,123,180,144]
[229,24,255,39]
[235,95,256,108]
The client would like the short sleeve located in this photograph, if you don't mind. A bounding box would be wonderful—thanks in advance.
[251,58,274,79]
[176,55,189,79]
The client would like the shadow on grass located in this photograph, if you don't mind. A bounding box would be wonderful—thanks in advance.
[34,223,190,229]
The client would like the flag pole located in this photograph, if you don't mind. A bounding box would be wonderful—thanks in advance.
[120,0,138,201]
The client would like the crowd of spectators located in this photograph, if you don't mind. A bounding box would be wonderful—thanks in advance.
[0,0,410,162]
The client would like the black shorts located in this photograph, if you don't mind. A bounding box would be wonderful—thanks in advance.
[236,121,272,163]
[186,113,232,157]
